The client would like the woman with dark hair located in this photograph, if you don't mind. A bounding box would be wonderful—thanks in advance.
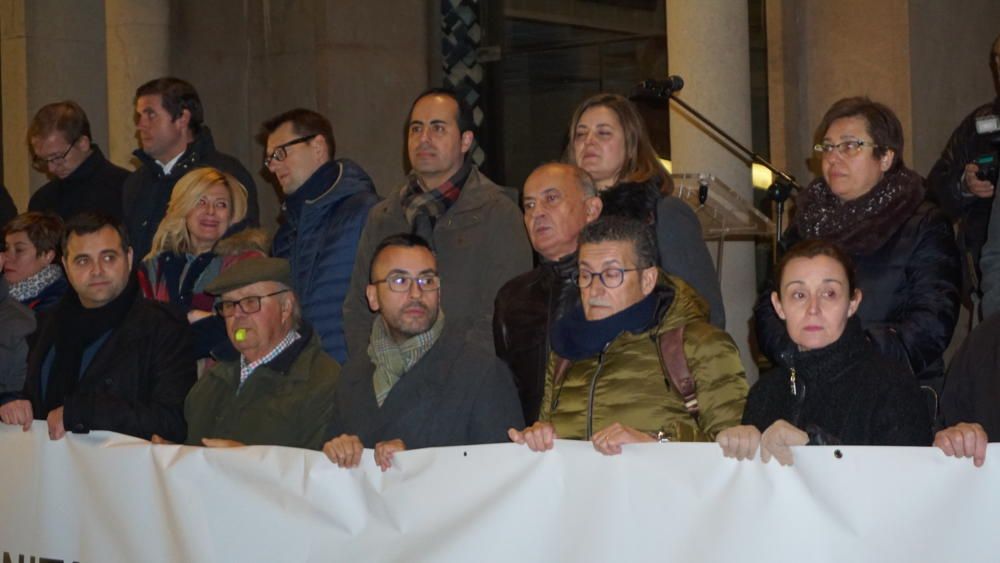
[2,212,67,312]
[754,97,960,397]
[719,239,932,465]
[564,93,725,327]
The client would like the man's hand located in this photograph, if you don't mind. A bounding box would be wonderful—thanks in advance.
[963,163,995,198]
[934,422,988,468]
[760,419,809,466]
[150,434,176,445]
[46,407,66,441]
[717,425,762,461]
[0,400,33,431]
[323,434,365,468]
[508,421,558,452]
[590,422,655,456]
[373,439,406,472]
[201,438,246,448]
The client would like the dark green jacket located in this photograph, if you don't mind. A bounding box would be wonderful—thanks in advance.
[184,326,339,450]
[540,275,747,442]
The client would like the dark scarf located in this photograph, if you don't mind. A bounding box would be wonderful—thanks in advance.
[598,180,661,225]
[45,276,139,413]
[793,166,925,255]
[550,290,661,361]
[400,160,473,247]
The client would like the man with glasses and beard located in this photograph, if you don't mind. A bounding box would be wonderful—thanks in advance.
[176,257,340,450]
[324,234,522,471]
[27,101,129,221]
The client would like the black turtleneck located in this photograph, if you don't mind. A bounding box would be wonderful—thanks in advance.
[743,316,933,446]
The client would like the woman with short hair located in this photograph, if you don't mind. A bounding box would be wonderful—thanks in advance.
[2,211,67,312]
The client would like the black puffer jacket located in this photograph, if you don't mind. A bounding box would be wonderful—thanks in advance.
[754,200,960,390]
[493,253,578,425]
[745,317,933,446]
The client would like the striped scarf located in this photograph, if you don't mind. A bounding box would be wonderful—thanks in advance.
[368,310,445,407]
[400,161,472,247]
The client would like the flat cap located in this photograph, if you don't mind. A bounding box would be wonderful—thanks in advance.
[205,257,293,295]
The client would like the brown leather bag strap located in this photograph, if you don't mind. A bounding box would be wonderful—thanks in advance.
[552,355,572,389]
[657,326,699,421]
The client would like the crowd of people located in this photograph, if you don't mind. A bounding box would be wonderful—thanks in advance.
[0,45,997,475]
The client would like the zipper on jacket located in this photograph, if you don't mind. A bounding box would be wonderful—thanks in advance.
[585,342,612,439]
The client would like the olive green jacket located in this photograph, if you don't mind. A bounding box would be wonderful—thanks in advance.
[184,327,340,450]
[539,275,748,442]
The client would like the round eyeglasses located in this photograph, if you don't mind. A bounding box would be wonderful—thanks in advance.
[371,274,441,293]
[575,268,642,289]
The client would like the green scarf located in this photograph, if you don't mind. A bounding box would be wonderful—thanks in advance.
[368,310,445,407]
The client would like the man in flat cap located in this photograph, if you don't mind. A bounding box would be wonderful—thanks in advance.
[175,256,340,450]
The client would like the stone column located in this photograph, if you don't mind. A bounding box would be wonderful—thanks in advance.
[1,0,108,209]
[667,0,757,378]
[105,0,170,171]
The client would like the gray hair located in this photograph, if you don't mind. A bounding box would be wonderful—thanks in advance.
[578,216,658,268]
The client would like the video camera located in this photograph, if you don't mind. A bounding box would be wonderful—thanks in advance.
[973,114,1000,186]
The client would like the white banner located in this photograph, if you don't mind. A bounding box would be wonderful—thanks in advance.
[0,425,997,563]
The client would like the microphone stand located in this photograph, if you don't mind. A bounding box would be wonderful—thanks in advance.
[637,81,800,244]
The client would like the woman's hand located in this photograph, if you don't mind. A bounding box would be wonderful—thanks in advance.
[760,420,809,466]
[508,422,558,452]
[187,310,214,324]
[590,422,655,456]
[716,425,762,461]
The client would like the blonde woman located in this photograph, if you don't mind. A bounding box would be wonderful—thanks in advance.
[139,167,268,358]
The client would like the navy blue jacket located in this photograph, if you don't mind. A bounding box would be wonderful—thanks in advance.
[272,159,379,363]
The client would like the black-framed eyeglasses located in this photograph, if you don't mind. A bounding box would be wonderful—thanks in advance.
[813,140,880,158]
[575,268,642,289]
[371,273,441,293]
[32,137,79,169]
[264,134,318,167]
[214,289,290,317]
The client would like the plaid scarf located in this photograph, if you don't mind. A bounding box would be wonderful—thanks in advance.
[400,161,473,247]
[368,310,445,407]
[9,264,63,302]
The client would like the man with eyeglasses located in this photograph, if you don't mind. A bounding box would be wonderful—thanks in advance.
[262,108,379,364]
[27,101,129,221]
[509,216,747,454]
[324,234,522,471]
[493,162,603,425]
[179,257,340,450]
[341,88,530,363]
[123,77,259,259]
[0,213,196,442]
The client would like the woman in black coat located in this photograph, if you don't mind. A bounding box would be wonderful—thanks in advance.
[753,97,960,392]
[563,93,725,327]
[721,240,933,465]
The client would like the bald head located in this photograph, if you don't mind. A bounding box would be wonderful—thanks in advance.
[522,163,602,261]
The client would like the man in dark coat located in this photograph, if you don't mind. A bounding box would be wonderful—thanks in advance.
[0,213,196,441]
[0,184,17,228]
[122,77,259,259]
[27,101,128,221]
[179,257,339,450]
[324,234,523,471]
[342,88,531,362]
[926,35,1000,303]
[493,163,603,424]
[265,109,379,364]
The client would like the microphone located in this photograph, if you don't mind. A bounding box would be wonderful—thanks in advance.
[632,76,685,100]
